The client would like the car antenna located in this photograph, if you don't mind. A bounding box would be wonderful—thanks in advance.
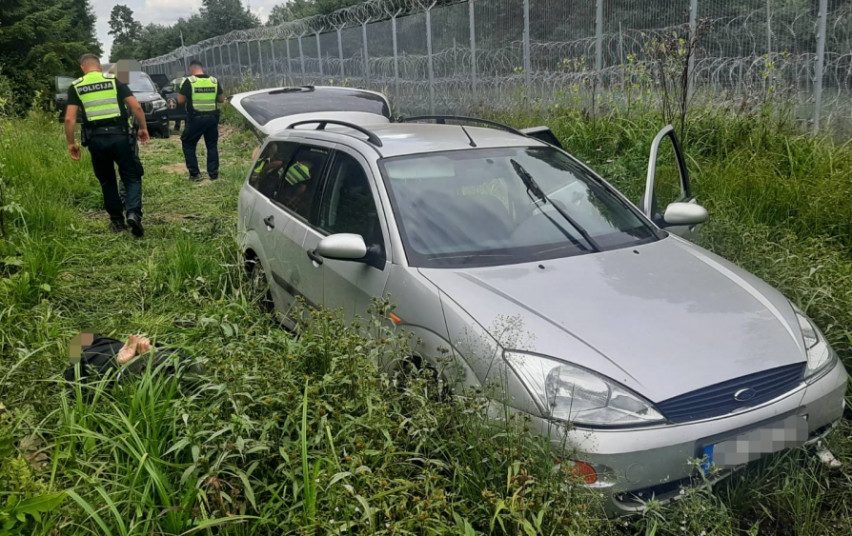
[460,125,477,147]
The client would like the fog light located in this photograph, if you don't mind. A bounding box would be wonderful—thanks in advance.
[571,460,598,484]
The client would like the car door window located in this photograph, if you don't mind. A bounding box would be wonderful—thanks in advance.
[318,152,383,252]
[249,141,297,199]
[273,145,330,220]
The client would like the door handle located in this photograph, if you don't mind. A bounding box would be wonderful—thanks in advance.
[263,215,275,229]
[307,249,324,265]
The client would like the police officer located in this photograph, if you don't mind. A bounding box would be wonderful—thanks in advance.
[65,54,149,237]
[178,60,225,181]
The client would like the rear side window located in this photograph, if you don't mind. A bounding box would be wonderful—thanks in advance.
[318,152,383,250]
[248,142,297,198]
[272,145,330,220]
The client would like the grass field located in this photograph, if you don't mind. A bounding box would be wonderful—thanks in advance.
[0,107,849,535]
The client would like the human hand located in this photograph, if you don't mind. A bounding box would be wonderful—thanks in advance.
[137,128,150,143]
[68,143,80,161]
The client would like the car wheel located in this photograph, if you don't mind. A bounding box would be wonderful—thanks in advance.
[245,256,274,313]
[159,125,170,138]
[391,355,450,402]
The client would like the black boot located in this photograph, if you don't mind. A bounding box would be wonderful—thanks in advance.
[110,218,127,232]
[127,212,144,237]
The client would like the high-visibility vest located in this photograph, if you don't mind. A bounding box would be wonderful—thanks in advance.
[72,72,121,122]
[285,161,310,185]
[188,75,218,113]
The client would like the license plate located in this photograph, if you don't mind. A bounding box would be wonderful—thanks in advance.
[701,415,808,471]
[699,444,714,474]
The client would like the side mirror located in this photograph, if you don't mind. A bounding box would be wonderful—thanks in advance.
[316,233,367,261]
[663,202,708,226]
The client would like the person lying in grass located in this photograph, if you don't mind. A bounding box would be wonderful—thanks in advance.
[64,333,195,385]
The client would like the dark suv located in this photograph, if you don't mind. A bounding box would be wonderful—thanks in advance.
[126,71,170,138]
[54,71,170,138]
[150,73,187,130]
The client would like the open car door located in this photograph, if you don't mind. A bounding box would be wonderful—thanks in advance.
[642,125,708,240]
[229,86,392,137]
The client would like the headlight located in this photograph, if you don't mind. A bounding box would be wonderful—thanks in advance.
[151,99,167,111]
[795,311,837,381]
[504,351,665,427]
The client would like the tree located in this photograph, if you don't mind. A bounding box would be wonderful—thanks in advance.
[200,0,260,38]
[0,0,100,113]
[267,0,366,25]
[108,6,142,43]
[108,5,143,61]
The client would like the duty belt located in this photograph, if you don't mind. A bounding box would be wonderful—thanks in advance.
[88,125,129,136]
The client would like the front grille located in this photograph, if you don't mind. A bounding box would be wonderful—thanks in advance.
[657,363,805,423]
[141,102,153,114]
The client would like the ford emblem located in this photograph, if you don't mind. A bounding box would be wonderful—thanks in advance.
[733,388,756,402]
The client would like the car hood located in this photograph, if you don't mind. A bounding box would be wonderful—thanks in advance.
[419,237,806,402]
[133,91,161,103]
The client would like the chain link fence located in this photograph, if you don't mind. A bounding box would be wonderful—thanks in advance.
[141,0,851,134]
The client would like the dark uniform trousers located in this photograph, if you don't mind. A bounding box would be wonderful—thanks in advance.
[181,114,219,177]
[88,133,144,220]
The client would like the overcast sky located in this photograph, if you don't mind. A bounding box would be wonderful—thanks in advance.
[92,0,281,57]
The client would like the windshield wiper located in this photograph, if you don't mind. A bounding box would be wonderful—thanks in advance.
[510,159,600,252]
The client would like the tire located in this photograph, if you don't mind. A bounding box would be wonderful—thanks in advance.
[158,125,170,138]
[246,257,274,313]
[392,355,450,402]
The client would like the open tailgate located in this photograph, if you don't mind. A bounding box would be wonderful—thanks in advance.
[229,86,392,136]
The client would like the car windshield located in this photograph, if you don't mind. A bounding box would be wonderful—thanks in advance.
[380,146,660,268]
[128,72,156,93]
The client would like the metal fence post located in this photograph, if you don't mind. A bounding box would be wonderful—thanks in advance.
[227,42,233,79]
[269,39,277,81]
[392,14,400,98]
[469,0,477,92]
[285,38,293,85]
[257,40,264,82]
[337,27,345,79]
[362,21,370,83]
[688,0,698,99]
[298,34,306,84]
[594,0,603,113]
[618,21,625,92]
[426,5,435,114]
[523,0,531,86]
[315,32,324,78]
[766,0,772,54]
[236,42,242,77]
[813,0,828,132]
[246,40,253,75]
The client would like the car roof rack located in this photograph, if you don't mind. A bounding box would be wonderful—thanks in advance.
[286,119,383,147]
[398,115,524,136]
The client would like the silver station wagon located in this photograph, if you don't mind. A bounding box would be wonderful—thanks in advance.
[232,86,847,513]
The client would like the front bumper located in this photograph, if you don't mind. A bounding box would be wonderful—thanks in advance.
[145,110,169,128]
[533,358,848,514]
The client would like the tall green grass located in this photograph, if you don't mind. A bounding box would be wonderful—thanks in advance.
[0,106,849,535]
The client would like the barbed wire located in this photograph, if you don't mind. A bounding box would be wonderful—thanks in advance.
[142,1,851,129]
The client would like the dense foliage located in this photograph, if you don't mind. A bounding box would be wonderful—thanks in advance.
[0,0,100,114]
[108,0,260,63]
